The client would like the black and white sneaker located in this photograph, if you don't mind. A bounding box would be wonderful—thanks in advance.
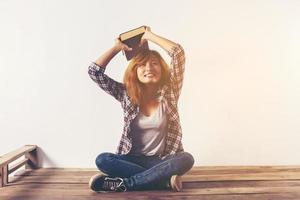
[89,173,127,192]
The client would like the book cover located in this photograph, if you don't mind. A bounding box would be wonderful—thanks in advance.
[119,26,149,61]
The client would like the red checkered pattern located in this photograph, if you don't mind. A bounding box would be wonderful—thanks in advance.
[88,44,185,157]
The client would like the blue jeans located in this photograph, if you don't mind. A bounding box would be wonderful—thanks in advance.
[95,151,194,190]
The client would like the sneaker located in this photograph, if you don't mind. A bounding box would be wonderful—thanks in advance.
[89,173,127,192]
[170,175,182,192]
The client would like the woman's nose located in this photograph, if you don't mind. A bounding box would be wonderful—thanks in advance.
[145,62,152,70]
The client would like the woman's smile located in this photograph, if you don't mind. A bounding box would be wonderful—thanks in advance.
[144,72,155,77]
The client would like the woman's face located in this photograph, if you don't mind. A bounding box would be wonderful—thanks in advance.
[136,57,162,85]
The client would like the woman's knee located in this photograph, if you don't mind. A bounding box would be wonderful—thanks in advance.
[177,152,195,174]
[95,152,114,171]
[183,152,195,168]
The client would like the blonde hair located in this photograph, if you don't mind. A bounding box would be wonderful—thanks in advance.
[123,49,170,105]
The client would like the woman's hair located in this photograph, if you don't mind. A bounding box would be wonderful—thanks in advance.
[123,49,170,105]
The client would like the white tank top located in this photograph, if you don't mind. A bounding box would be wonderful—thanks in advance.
[130,102,167,156]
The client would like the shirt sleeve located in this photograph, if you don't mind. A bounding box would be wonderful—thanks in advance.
[167,44,186,101]
[88,62,125,102]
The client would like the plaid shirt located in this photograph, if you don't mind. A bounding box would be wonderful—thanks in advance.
[88,44,185,157]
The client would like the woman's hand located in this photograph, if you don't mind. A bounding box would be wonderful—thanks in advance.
[114,38,132,52]
[139,26,152,47]
[139,26,177,53]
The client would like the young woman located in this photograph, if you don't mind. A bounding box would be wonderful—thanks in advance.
[88,27,194,192]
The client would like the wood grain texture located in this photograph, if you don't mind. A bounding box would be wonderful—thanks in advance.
[0,145,37,167]
[0,145,38,188]
[1,166,300,200]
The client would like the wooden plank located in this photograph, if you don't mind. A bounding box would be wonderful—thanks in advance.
[183,171,300,182]
[190,165,300,171]
[0,193,299,200]
[1,183,300,196]
[4,180,300,190]
[8,158,29,174]
[0,145,37,167]
[9,174,300,185]
[13,166,300,175]
[2,167,300,200]
[0,165,8,187]
[14,169,98,176]
[0,166,3,187]
[186,166,300,175]
[184,180,300,189]
[12,168,300,182]
[25,149,38,169]
[14,166,300,176]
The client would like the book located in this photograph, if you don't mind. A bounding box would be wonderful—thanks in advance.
[119,26,149,61]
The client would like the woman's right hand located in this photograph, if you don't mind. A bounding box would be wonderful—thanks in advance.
[114,38,132,52]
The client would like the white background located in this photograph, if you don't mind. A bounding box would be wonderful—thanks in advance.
[1,0,299,167]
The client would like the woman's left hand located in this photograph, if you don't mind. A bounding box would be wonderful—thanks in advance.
[139,26,152,46]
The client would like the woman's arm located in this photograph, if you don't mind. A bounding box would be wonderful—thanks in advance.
[88,39,132,102]
[141,27,186,101]
[95,39,132,67]
[141,27,177,53]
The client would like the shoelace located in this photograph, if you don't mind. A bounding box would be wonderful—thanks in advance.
[103,177,126,191]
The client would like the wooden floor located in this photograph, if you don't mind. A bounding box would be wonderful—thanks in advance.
[1,166,300,200]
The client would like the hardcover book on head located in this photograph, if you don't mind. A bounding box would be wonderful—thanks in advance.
[119,26,149,61]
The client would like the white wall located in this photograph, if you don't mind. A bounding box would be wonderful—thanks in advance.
[1,0,299,167]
